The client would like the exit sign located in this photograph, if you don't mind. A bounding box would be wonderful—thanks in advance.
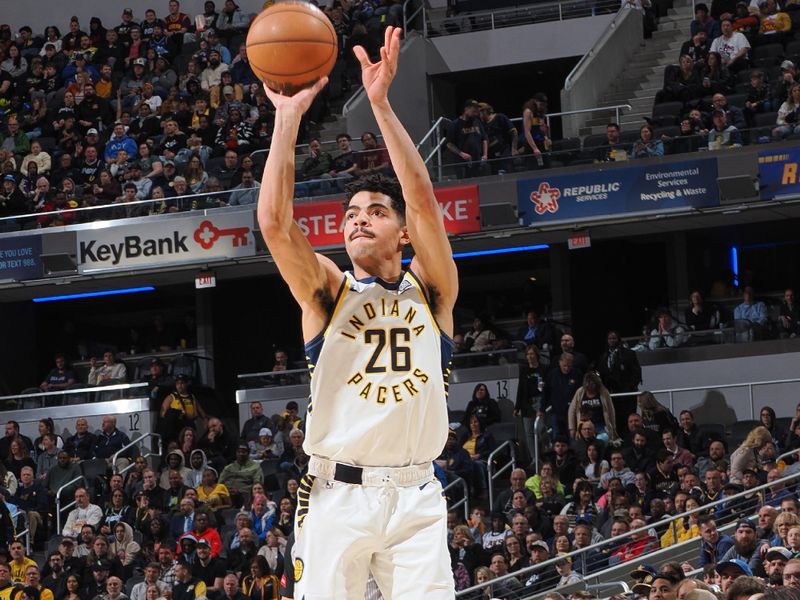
[195,270,216,289]
[568,232,591,250]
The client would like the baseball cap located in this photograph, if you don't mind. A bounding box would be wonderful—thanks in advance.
[781,60,796,71]
[163,160,175,167]
[766,546,793,561]
[3,174,14,182]
[736,518,756,531]
[630,564,657,580]
[464,98,479,108]
[448,427,457,437]
[60,537,75,545]
[175,373,189,382]
[554,553,572,566]
[632,574,655,594]
[529,540,549,553]
[123,8,133,15]
[150,358,163,366]
[259,428,273,437]
[196,538,210,547]
[716,559,753,577]
[133,58,146,67]
[181,534,198,544]
[86,128,99,135]
[222,85,234,96]
[237,442,249,450]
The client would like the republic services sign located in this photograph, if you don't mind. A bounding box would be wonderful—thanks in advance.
[76,212,255,273]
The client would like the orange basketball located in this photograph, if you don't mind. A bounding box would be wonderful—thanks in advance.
[245,1,338,96]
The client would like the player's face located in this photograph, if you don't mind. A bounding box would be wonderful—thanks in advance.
[343,191,408,265]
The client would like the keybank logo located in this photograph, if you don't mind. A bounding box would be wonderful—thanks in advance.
[78,217,254,267]
[80,232,190,265]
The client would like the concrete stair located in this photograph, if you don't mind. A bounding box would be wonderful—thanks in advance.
[579,0,693,136]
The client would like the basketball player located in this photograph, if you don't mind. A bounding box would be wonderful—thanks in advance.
[258,26,456,600]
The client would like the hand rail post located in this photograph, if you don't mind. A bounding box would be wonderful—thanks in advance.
[749,384,755,419]
[533,414,540,471]
[487,440,515,511]
[112,432,161,474]
[55,475,86,535]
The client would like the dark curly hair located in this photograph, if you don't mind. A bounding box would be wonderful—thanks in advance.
[343,174,406,223]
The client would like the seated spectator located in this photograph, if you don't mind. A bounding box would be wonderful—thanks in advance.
[296,138,333,198]
[731,426,772,483]
[88,351,127,385]
[227,169,259,206]
[514,309,554,349]
[192,538,226,596]
[648,310,689,349]
[198,417,236,473]
[698,53,733,96]
[708,109,742,148]
[62,486,102,538]
[12,466,47,546]
[679,31,710,65]
[692,3,722,39]
[354,132,391,176]
[6,438,36,480]
[657,55,702,104]
[214,106,252,155]
[219,444,263,506]
[601,450,636,488]
[462,383,501,428]
[743,69,773,126]
[39,355,76,392]
[734,286,767,325]
[93,415,133,470]
[662,427,696,468]
[684,290,720,331]
[559,480,600,529]
[130,562,170,600]
[773,83,800,140]
[240,402,270,442]
[756,0,791,44]
[773,60,797,105]
[596,123,628,162]
[710,18,750,72]
[172,559,207,600]
[198,467,232,513]
[248,428,279,461]
[630,125,664,158]
[779,288,800,338]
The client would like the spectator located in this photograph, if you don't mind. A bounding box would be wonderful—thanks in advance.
[191,538,226,595]
[328,133,357,191]
[11,466,47,546]
[515,344,545,462]
[62,487,102,538]
[478,102,518,174]
[648,310,689,349]
[710,18,750,72]
[296,138,333,197]
[773,84,800,140]
[542,352,583,439]
[679,31,710,65]
[198,417,236,472]
[197,467,232,514]
[743,69,773,125]
[630,125,664,158]
[227,169,259,206]
[200,49,229,91]
[731,426,772,483]
[63,419,96,463]
[692,3,722,39]
[568,372,617,442]
[521,93,550,166]
[719,518,769,577]
[130,563,169,600]
[354,131,391,176]
[45,450,82,505]
[219,444,263,506]
[756,0,791,43]
[214,106,253,154]
[158,375,207,442]
[779,288,800,338]
[171,559,207,600]
[446,99,487,179]
[36,434,59,480]
[773,60,797,105]
[597,330,641,433]
[514,309,554,349]
[676,410,705,456]
[733,286,768,325]
[88,351,127,385]
[104,122,137,163]
[39,355,77,392]
[784,558,800,588]
[240,402,270,442]
[684,291,720,331]
[596,122,628,162]
[7,438,36,480]
[92,415,132,470]
[462,383,501,428]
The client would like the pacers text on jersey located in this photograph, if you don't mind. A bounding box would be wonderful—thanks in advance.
[341,297,432,405]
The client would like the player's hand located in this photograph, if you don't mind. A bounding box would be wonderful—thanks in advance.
[262,77,328,117]
[353,26,402,105]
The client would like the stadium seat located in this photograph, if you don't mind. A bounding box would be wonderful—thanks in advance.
[80,458,109,489]
[652,101,683,120]
[620,130,643,145]
[752,43,784,68]
[36,137,56,153]
[124,575,143,597]
[698,423,725,442]
[726,93,747,109]
[728,419,760,446]
[582,133,608,149]
[754,111,779,127]
[486,422,517,444]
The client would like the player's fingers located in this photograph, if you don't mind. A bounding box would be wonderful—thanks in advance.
[352,45,372,69]
[262,82,283,102]
[384,26,393,52]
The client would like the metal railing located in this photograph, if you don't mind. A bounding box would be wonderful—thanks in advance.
[564,4,628,91]
[410,0,621,38]
[444,476,470,520]
[456,466,800,596]
[0,382,148,409]
[610,376,800,419]
[113,432,163,475]
[55,474,87,535]
[621,326,735,349]
[14,513,31,555]
[487,440,517,511]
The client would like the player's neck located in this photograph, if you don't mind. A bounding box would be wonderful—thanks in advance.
[351,260,403,283]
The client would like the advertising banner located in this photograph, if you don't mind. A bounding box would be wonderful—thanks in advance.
[76,212,255,272]
[0,235,41,280]
[758,147,800,199]
[517,159,719,225]
[294,184,481,248]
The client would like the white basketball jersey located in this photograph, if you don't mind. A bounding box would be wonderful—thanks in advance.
[304,270,453,467]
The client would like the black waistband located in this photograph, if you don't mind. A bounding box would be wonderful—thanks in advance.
[334,463,363,485]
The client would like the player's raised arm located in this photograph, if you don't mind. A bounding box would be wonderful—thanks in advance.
[257,80,343,332]
[353,27,458,326]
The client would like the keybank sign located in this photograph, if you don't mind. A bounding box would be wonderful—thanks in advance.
[76,212,255,273]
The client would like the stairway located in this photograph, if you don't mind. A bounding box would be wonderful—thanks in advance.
[581,0,694,135]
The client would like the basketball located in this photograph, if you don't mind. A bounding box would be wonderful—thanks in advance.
[245,1,338,96]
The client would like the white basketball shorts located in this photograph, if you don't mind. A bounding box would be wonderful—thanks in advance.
[292,456,454,600]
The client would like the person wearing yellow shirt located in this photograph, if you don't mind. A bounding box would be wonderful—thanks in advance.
[0,563,14,600]
[8,542,36,585]
[160,375,208,439]
[660,496,701,547]
[21,565,54,600]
